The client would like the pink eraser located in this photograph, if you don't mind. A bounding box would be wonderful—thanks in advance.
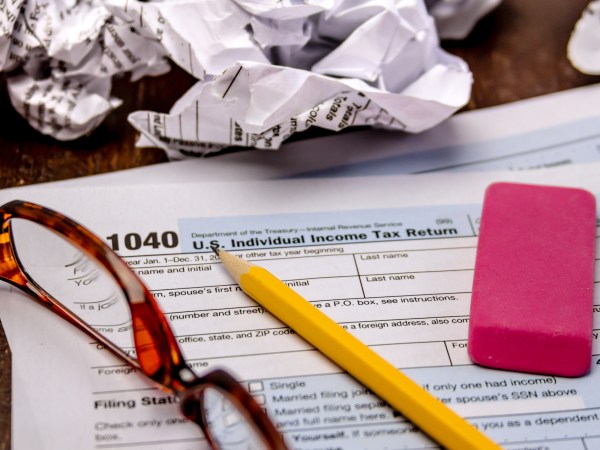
[468,182,596,377]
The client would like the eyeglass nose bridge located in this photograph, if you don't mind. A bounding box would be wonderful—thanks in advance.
[178,381,208,425]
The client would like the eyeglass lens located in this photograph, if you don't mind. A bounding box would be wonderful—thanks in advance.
[10,218,137,356]
[201,386,268,450]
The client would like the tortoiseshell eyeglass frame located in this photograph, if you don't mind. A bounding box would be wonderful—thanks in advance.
[0,200,288,450]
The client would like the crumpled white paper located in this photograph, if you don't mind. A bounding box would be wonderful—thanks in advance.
[568,0,600,75]
[116,0,473,158]
[1,0,480,158]
[1,0,169,140]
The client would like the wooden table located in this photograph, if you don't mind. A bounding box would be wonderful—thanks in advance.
[0,1,597,448]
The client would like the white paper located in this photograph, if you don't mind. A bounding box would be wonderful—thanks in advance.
[21,83,600,189]
[1,163,600,449]
[1,0,471,150]
[568,0,600,74]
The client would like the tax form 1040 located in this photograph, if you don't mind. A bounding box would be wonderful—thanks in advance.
[0,162,599,450]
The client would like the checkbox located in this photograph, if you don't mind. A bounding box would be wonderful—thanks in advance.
[248,381,264,392]
[253,394,266,405]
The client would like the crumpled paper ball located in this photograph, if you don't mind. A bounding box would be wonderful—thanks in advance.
[0,0,495,158]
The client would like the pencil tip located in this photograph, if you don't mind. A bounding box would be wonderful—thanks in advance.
[210,244,220,256]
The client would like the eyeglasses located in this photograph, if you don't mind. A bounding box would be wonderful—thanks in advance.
[0,200,288,450]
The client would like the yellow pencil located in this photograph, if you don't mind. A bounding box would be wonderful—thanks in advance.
[213,247,500,450]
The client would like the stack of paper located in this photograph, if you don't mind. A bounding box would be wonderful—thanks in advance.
[1,84,599,449]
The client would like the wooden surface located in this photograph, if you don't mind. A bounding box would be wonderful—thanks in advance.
[0,0,598,448]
